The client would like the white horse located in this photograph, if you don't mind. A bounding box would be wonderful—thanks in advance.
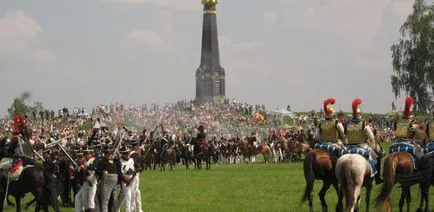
[335,143,383,212]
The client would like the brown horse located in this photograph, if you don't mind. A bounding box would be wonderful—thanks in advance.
[301,149,339,212]
[160,145,176,172]
[376,151,415,212]
[254,143,272,163]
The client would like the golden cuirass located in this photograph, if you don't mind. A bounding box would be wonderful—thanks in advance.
[346,121,365,144]
[395,119,412,138]
[320,119,337,142]
[429,122,434,141]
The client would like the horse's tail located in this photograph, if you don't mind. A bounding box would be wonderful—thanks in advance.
[301,152,315,204]
[376,153,397,206]
[338,157,360,210]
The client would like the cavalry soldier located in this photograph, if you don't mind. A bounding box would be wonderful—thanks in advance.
[196,125,207,155]
[393,97,424,160]
[130,140,143,212]
[0,115,34,179]
[344,98,383,184]
[75,146,98,212]
[317,98,346,148]
[427,115,434,146]
[118,146,135,212]
[248,132,257,147]
[96,146,118,212]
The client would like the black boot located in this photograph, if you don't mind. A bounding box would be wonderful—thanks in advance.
[375,157,383,185]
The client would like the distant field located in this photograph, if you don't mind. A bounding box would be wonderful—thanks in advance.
[6,161,434,212]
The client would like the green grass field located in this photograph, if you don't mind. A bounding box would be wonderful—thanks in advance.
[4,161,434,212]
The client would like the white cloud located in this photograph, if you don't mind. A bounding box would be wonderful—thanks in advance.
[126,29,165,46]
[100,0,201,11]
[263,11,278,25]
[124,10,174,48]
[0,10,55,62]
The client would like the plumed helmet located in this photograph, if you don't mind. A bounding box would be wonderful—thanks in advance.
[323,98,336,117]
[352,98,362,118]
[404,97,414,118]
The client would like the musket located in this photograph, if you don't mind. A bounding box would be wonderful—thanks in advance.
[50,138,78,168]
[45,136,72,148]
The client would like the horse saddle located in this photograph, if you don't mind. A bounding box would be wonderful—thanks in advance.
[389,142,418,169]
[425,142,434,154]
[314,143,344,158]
[346,146,370,159]
[0,158,27,181]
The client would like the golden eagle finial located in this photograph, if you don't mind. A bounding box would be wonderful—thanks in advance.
[201,0,218,6]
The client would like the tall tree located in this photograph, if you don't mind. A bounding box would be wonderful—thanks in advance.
[7,91,32,117]
[391,0,434,113]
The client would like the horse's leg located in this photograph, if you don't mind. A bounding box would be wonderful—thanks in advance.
[365,183,372,212]
[405,186,411,212]
[336,185,344,212]
[416,181,426,212]
[318,181,331,212]
[398,186,406,212]
[335,183,343,212]
[15,196,21,212]
[25,197,36,209]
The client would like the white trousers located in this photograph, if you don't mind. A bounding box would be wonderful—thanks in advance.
[131,174,143,212]
[75,181,97,212]
[122,183,133,212]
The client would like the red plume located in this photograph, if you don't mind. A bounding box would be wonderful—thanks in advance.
[323,98,336,112]
[352,98,362,116]
[404,96,414,117]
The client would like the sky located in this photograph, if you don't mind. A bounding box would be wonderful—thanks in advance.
[0,0,428,116]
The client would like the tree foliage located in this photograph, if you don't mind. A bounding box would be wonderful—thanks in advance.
[391,0,434,113]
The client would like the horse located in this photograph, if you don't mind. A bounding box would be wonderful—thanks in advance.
[301,148,339,212]
[416,152,434,212]
[0,164,60,212]
[335,142,384,212]
[160,144,176,172]
[376,151,417,212]
[193,140,211,170]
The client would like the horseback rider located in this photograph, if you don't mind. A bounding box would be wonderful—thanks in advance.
[0,115,34,178]
[392,97,424,161]
[197,125,207,155]
[344,98,383,184]
[248,132,257,147]
[161,127,172,158]
[426,114,434,152]
[317,98,346,151]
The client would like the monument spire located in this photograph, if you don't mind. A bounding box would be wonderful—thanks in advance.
[195,0,225,104]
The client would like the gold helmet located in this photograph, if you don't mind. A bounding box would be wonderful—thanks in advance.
[352,98,362,118]
[323,98,336,117]
[403,97,414,118]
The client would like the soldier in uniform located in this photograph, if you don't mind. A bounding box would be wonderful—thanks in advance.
[129,140,143,212]
[0,115,34,174]
[317,98,346,149]
[118,146,135,212]
[344,98,383,184]
[427,114,434,147]
[75,147,98,212]
[96,146,118,212]
[393,97,424,160]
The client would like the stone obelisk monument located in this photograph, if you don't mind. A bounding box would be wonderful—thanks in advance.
[195,0,226,103]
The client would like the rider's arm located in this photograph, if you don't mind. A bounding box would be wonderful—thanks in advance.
[336,122,347,144]
[364,124,376,148]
